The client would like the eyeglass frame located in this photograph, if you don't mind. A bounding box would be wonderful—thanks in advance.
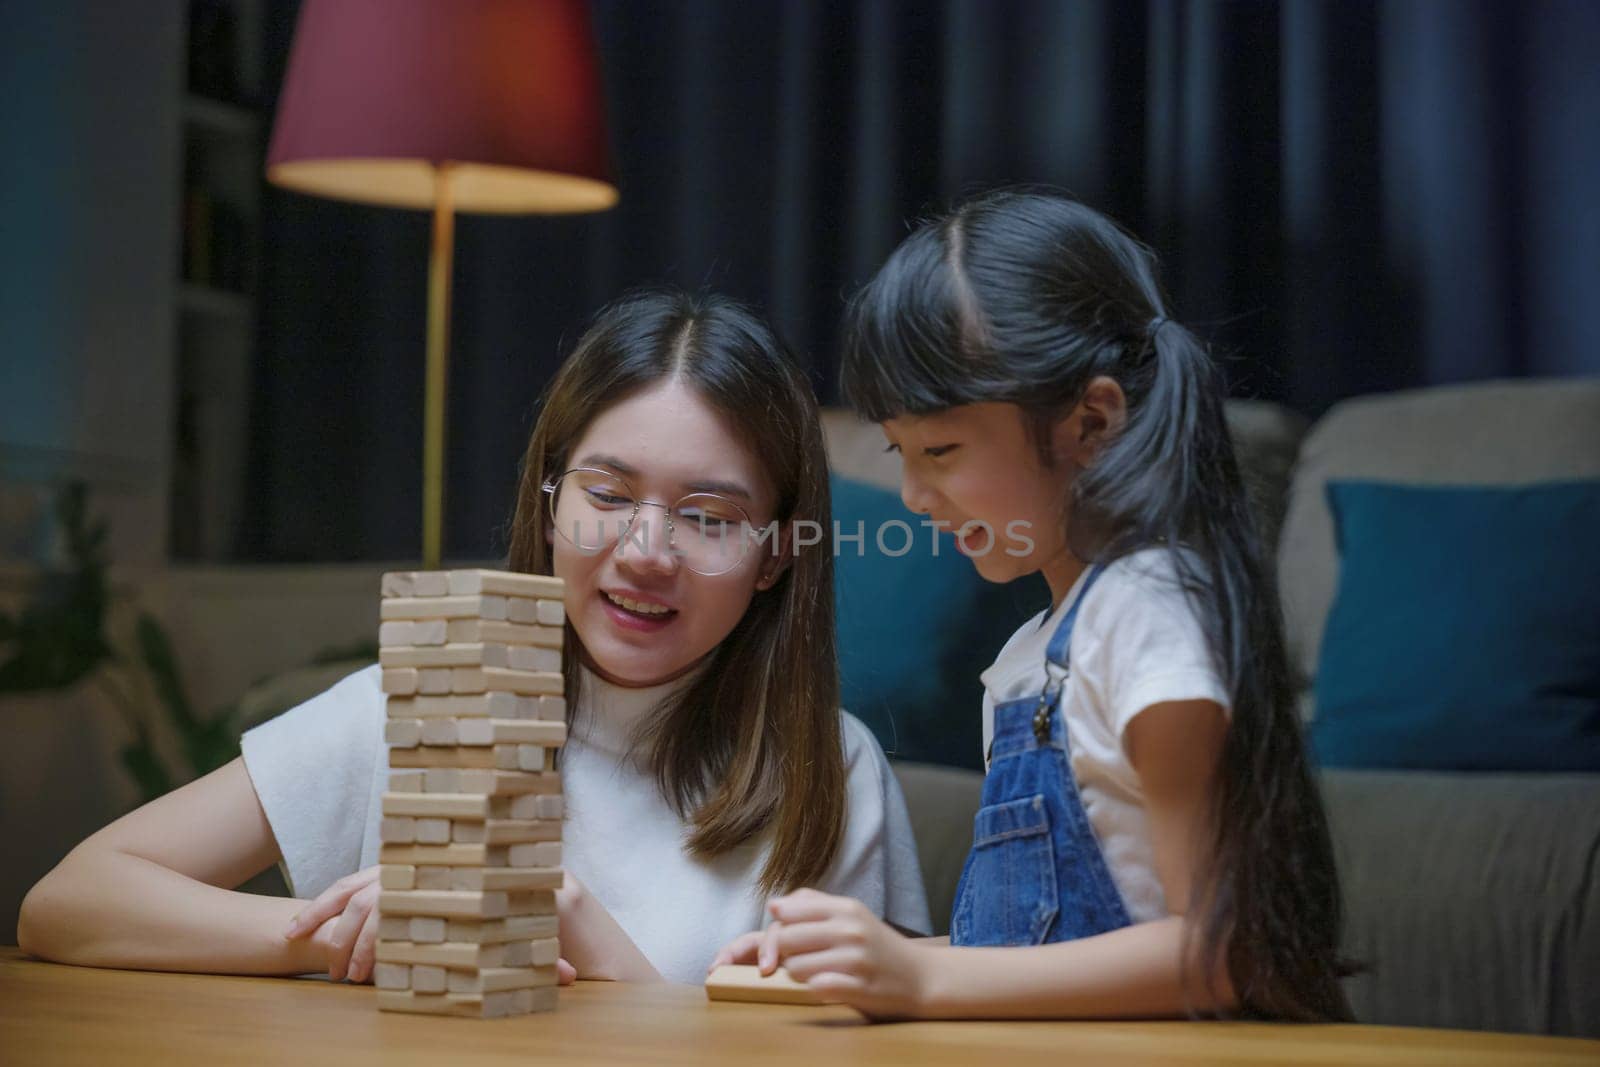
[539,466,767,576]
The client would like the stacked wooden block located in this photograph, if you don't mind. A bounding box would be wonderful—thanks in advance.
[373,569,568,1018]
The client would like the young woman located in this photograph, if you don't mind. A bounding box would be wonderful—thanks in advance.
[20,290,929,985]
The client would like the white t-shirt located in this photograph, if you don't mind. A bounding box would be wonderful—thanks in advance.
[240,663,930,984]
[979,548,1230,924]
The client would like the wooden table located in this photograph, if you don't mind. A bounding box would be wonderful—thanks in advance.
[3,949,1596,1065]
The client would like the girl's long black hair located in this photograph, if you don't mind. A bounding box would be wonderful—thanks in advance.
[842,189,1353,1022]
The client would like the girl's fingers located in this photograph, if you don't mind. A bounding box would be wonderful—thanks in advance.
[344,898,382,984]
[286,871,369,939]
[757,920,784,975]
[709,931,763,971]
[324,890,373,981]
[557,958,577,985]
[772,920,857,961]
[768,890,854,925]
[781,946,867,983]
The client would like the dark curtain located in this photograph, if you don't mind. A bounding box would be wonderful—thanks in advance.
[243,0,1600,562]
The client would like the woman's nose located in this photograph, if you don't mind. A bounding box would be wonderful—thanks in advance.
[613,506,680,575]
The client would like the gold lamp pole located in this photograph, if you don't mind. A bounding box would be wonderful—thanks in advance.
[422,164,456,570]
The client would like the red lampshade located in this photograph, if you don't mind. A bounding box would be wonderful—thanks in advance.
[267,0,616,214]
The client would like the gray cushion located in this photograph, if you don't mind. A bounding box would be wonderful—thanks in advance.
[1278,379,1600,689]
[1325,769,1600,1037]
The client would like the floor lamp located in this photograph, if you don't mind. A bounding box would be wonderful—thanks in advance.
[265,0,616,568]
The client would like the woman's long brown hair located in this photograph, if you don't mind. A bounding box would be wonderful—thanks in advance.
[507,289,845,896]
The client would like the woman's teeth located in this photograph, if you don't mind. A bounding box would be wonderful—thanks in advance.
[605,591,672,615]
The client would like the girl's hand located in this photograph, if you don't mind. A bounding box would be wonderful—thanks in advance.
[758,888,931,1020]
[707,929,764,971]
[284,866,382,982]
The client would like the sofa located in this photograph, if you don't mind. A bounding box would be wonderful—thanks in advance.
[834,380,1600,1037]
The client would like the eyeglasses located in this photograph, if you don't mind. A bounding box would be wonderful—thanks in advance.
[541,467,760,577]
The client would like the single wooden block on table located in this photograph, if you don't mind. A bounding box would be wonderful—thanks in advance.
[705,964,837,1006]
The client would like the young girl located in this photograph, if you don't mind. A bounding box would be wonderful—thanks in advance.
[713,191,1352,1021]
[19,290,929,985]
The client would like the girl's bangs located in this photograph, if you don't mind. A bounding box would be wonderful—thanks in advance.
[842,232,974,422]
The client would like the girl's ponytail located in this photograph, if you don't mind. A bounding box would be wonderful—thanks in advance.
[1083,315,1354,1021]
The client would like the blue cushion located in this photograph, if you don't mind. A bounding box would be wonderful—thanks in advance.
[1312,480,1600,771]
[831,476,1048,770]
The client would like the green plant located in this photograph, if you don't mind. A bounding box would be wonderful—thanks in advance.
[0,483,240,803]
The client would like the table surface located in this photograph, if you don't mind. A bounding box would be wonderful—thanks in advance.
[3,949,1597,1066]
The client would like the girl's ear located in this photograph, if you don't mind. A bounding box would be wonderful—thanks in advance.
[754,521,796,590]
[1051,375,1128,468]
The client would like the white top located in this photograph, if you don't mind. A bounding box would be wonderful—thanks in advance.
[241,664,930,984]
[979,548,1231,923]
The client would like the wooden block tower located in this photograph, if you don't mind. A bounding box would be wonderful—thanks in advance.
[373,569,567,1018]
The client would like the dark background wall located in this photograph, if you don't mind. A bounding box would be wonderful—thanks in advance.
[244,0,1600,563]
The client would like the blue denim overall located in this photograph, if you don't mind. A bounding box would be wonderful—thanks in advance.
[949,565,1134,946]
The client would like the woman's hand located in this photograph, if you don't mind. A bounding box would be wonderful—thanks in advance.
[283,867,382,982]
[746,889,932,1020]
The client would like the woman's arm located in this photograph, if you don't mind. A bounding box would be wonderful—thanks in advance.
[17,757,335,976]
[746,699,1236,1019]
[556,871,662,982]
